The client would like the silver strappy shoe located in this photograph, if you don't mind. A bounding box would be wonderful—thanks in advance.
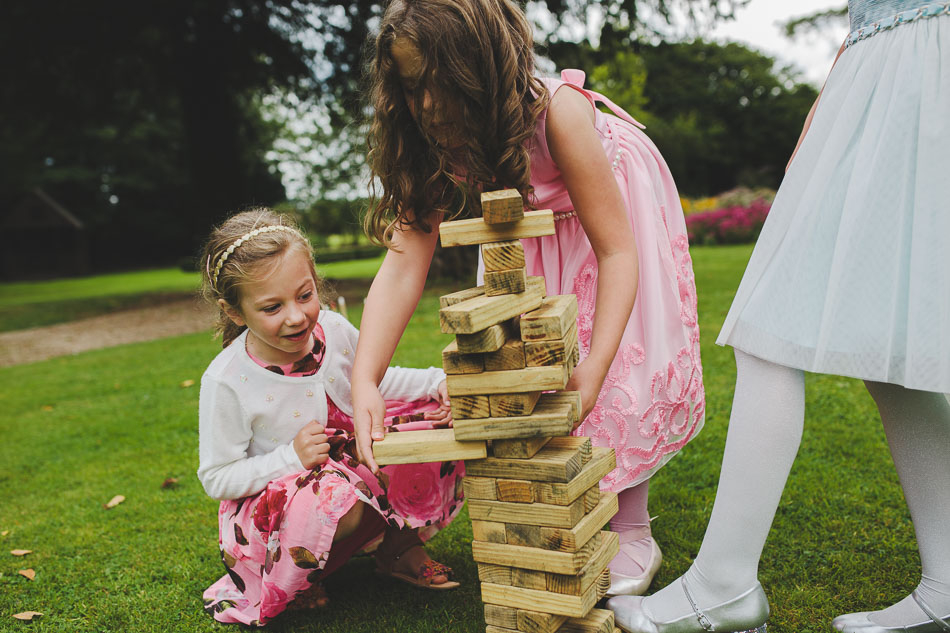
[832,591,950,633]
[607,575,769,633]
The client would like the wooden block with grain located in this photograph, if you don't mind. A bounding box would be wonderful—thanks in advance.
[457,324,509,353]
[533,446,613,505]
[484,604,519,630]
[525,323,578,367]
[505,522,542,547]
[488,391,540,417]
[559,609,616,633]
[446,364,567,397]
[464,435,590,481]
[483,339,526,371]
[495,478,535,503]
[468,488,593,528]
[453,394,575,441]
[480,576,604,618]
[471,519,508,544]
[451,394,490,419]
[521,295,579,342]
[482,240,525,272]
[440,210,555,248]
[535,492,618,552]
[481,189,525,224]
[492,436,551,459]
[472,531,603,575]
[545,531,619,596]
[440,285,485,308]
[478,562,514,585]
[442,339,484,375]
[482,606,572,633]
[485,267,528,296]
[440,282,544,335]
[372,428,487,465]
[463,477,498,500]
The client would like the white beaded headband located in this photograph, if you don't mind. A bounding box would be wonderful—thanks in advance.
[209,225,296,288]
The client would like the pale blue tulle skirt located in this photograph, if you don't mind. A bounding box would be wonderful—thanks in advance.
[718,10,950,392]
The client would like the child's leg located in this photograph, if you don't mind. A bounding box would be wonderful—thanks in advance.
[848,382,950,626]
[610,480,654,575]
[631,349,806,621]
[333,500,365,542]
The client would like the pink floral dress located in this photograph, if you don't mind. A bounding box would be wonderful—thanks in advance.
[202,322,464,626]
[520,70,704,491]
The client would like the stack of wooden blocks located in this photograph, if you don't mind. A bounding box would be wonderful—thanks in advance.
[441,190,621,633]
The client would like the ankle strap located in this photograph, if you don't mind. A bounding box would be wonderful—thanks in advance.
[681,576,716,632]
[617,525,652,544]
[912,591,950,632]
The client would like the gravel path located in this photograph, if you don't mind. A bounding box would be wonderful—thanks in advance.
[0,298,215,368]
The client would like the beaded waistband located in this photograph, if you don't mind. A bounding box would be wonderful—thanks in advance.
[846,2,950,48]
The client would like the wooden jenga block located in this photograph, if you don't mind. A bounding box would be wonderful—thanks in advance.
[478,563,514,585]
[472,519,507,543]
[440,210,555,248]
[584,486,601,513]
[453,392,576,440]
[513,567,548,591]
[525,323,578,367]
[446,364,568,397]
[559,609,615,633]
[484,339,526,371]
[535,492,618,552]
[496,478,535,503]
[464,435,590,481]
[486,267,528,296]
[546,391,583,427]
[440,285,485,308]
[489,391,540,417]
[484,604,519,630]
[480,575,604,618]
[545,532,619,596]
[463,477,498,500]
[492,436,550,459]
[481,189,525,224]
[372,428,487,465]
[468,486,595,528]
[521,295,579,342]
[533,447,614,505]
[442,339,484,374]
[505,522,542,547]
[472,531,603,575]
[458,324,509,353]
[520,611,569,633]
[440,281,544,334]
[482,240,526,272]
[451,394,490,419]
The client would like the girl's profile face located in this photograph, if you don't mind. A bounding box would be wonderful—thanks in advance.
[220,248,320,365]
[391,37,463,148]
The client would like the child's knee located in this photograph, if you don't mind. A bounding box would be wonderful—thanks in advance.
[334,501,365,542]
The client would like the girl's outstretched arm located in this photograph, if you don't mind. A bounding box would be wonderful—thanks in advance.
[546,86,639,422]
[351,221,440,472]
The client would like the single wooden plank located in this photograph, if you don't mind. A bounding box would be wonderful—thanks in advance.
[520,295,579,342]
[492,436,551,459]
[559,609,615,633]
[479,563,514,585]
[440,285,485,308]
[442,339,484,375]
[505,522,542,548]
[525,323,578,367]
[487,627,518,633]
[519,611,569,633]
[528,447,616,506]
[489,391,541,417]
[481,189,525,224]
[457,324,508,353]
[446,364,567,397]
[538,492,618,552]
[513,567,548,591]
[484,604,519,630]
[469,493,588,528]
[482,240,525,272]
[440,209,555,248]
[472,531,602,575]
[486,267,527,296]
[464,433,589,481]
[480,579,601,618]
[441,283,544,335]
[372,428,487,465]
[548,435,592,465]
[545,392,582,429]
[451,394,491,419]
[495,478,535,503]
[484,339,526,371]
[584,486,600,513]
[472,520,508,544]
[453,393,575,440]
[546,531,619,596]
[463,477,498,500]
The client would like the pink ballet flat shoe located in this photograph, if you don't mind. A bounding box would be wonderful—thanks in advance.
[607,526,663,597]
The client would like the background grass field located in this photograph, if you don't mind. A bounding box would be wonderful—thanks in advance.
[0,245,920,632]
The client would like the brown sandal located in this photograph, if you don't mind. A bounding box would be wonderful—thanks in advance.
[374,528,460,591]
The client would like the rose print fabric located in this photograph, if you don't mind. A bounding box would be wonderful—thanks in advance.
[203,323,464,625]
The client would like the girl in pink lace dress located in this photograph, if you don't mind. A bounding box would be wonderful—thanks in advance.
[197,209,464,626]
[352,0,704,596]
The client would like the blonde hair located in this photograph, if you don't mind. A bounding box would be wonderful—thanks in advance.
[199,208,324,348]
[365,0,549,245]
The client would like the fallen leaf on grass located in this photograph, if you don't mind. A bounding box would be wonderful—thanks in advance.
[180,379,195,388]
[12,611,43,621]
[103,495,125,509]
[18,569,35,581]
[41,405,53,412]
[10,549,31,556]
[1,530,8,536]
[161,477,179,489]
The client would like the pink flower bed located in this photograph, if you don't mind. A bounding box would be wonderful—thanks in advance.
[686,198,771,245]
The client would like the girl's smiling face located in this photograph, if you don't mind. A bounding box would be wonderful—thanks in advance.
[390,36,462,148]
[220,248,320,365]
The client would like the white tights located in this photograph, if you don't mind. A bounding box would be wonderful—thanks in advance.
[643,350,950,626]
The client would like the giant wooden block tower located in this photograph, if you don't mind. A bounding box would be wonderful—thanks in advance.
[374,189,620,633]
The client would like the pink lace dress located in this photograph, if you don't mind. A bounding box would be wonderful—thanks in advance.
[518,70,704,491]
[202,322,464,626]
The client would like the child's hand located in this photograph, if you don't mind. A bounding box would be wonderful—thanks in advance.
[352,379,386,473]
[565,360,605,429]
[424,380,453,428]
[293,420,330,470]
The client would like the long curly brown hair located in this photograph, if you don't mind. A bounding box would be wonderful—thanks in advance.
[365,0,549,245]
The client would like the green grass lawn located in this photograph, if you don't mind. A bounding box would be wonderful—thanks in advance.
[0,245,920,632]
